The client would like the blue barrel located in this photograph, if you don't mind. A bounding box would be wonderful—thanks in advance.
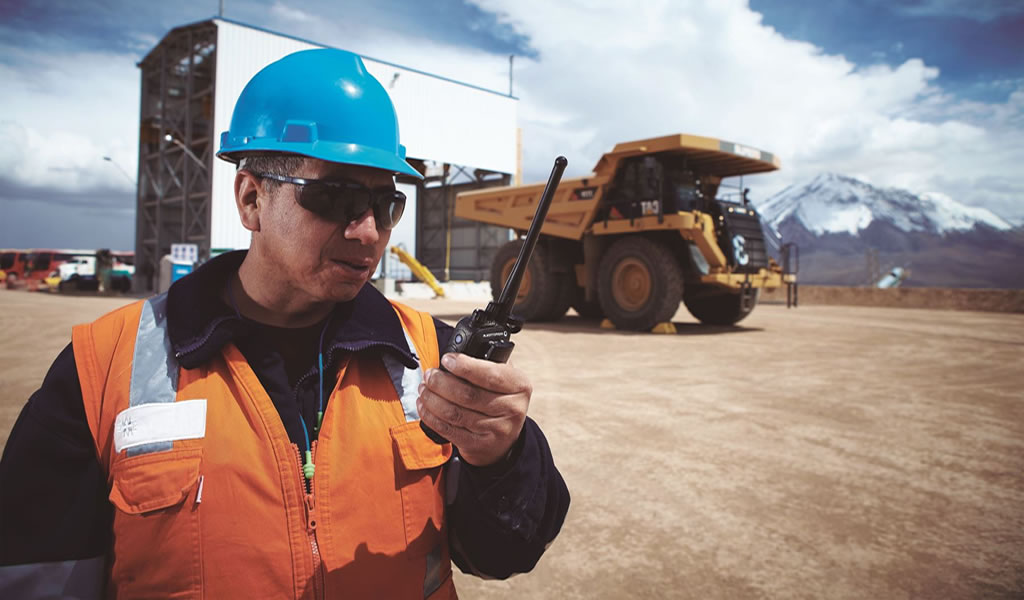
[171,262,193,283]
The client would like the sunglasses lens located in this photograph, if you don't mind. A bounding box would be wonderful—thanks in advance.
[296,185,363,221]
[375,191,406,230]
[293,184,339,217]
[296,184,404,230]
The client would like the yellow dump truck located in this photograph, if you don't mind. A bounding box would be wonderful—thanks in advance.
[455,133,798,331]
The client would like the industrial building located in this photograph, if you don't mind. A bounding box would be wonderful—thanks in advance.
[135,17,518,292]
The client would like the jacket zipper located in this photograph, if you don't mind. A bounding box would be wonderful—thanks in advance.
[295,441,326,599]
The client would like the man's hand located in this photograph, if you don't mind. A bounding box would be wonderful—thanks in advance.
[417,352,532,467]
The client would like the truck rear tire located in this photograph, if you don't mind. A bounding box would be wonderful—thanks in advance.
[597,237,683,331]
[491,239,569,322]
[684,286,759,325]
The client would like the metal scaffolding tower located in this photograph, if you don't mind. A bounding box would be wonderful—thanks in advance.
[135,22,217,292]
[134,19,516,291]
[416,165,511,282]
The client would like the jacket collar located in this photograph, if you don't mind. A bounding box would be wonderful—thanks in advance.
[166,250,418,370]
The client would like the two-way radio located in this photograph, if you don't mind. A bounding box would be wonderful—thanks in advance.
[421,156,568,444]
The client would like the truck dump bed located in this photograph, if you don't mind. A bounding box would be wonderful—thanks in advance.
[455,174,610,240]
[454,133,780,240]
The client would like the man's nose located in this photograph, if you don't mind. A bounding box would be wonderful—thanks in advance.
[344,208,380,244]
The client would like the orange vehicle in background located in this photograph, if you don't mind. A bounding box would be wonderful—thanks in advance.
[1,250,28,286]
[2,249,95,289]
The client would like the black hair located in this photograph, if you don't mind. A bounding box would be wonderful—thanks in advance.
[237,153,306,192]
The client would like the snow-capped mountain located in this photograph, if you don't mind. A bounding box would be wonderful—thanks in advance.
[757,173,1012,236]
[751,173,1023,288]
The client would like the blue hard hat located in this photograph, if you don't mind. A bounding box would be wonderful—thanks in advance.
[217,48,422,179]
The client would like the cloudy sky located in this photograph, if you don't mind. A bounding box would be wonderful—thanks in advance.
[1,0,1022,250]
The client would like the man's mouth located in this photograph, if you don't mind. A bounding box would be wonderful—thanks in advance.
[333,258,371,273]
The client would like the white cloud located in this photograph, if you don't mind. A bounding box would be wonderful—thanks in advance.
[2,0,1021,239]
[0,43,140,196]
[270,2,314,23]
[129,31,160,52]
[445,0,1024,223]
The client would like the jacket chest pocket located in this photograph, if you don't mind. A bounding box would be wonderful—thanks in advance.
[108,447,203,598]
[390,422,452,557]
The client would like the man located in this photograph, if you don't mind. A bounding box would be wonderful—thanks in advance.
[0,48,569,598]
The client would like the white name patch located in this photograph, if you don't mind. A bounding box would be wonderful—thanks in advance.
[114,399,207,453]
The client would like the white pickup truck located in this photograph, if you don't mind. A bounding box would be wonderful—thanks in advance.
[57,254,135,292]
[57,256,97,291]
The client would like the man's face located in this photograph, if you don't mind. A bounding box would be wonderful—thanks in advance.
[253,158,395,304]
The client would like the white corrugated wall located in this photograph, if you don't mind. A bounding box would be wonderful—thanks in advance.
[209,19,517,254]
[210,21,320,251]
[361,59,518,174]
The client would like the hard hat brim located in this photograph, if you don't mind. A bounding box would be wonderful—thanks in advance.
[218,139,424,180]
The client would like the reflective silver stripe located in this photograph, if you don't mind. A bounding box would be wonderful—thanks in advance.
[398,327,424,422]
[0,556,105,599]
[127,293,178,456]
[381,328,424,423]
[423,544,442,598]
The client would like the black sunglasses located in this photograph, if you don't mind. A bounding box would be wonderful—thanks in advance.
[253,172,406,230]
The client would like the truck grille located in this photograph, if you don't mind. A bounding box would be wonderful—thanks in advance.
[716,202,768,273]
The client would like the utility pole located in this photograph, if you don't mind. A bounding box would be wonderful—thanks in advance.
[219,0,224,17]
[509,55,514,96]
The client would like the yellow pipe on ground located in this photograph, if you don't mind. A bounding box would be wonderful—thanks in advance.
[389,246,445,298]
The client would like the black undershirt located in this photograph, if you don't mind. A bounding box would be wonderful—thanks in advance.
[231,315,334,450]
[248,319,329,388]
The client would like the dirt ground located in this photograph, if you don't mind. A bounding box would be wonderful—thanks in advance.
[2,289,1022,599]
[761,285,1024,313]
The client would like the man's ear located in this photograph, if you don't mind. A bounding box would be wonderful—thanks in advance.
[235,170,262,232]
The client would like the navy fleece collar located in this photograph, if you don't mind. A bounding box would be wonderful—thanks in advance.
[166,250,418,370]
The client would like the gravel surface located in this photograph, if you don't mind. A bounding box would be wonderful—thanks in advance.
[2,289,1022,599]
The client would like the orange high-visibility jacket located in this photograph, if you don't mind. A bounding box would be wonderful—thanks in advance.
[72,294,457,599]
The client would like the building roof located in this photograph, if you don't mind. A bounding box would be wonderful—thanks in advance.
[140,16,516,99]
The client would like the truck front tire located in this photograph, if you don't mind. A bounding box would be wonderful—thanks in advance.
[597,237,683,331]
[683,286,759,325]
